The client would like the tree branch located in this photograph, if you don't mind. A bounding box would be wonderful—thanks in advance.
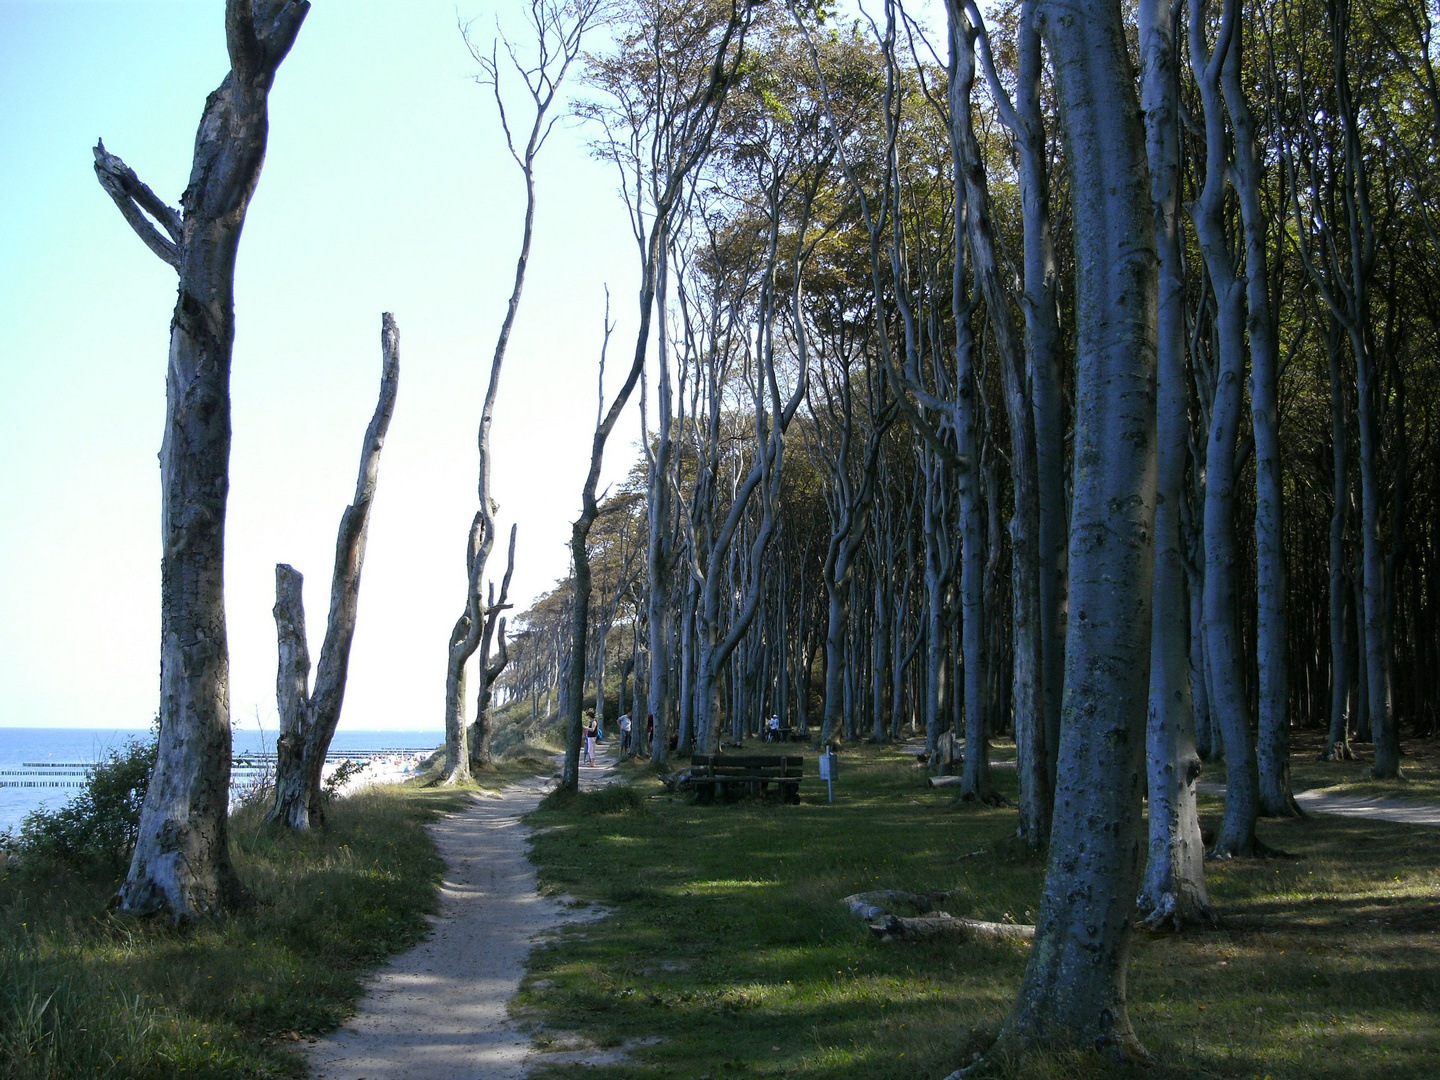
[92,140,183,269]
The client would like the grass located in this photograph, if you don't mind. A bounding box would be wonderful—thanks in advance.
[517,738,1440,1080]
[1286,729,1440,804]
[0,778,485,1079]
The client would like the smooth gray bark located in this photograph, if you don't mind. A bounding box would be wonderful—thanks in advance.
[469,525,517,771]
[1137,0,1212,926]
[97,0,309,919]
[941,8,990,808]
[972,0,1157,1062]
[969,0,1067,805]
[268,313,400,828]
[951,7,1046,830]
[1189,0,1263,857]
[1221,11,1296,818]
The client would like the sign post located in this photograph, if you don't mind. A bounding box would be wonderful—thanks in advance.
[818,748,837,803]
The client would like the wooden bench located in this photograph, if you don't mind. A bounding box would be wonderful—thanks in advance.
[690,754,803,805]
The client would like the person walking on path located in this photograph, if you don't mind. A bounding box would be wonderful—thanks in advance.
[584,712,598,767]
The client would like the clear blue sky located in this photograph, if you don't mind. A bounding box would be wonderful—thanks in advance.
[0,1,645,730]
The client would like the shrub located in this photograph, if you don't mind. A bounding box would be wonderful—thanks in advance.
[7,736,157,873]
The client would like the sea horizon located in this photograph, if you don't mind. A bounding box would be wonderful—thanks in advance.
[1,726,444,832]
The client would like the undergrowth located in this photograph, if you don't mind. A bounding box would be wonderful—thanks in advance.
[0,782,476,1079]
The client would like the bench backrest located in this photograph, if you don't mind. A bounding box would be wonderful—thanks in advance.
[690,754,803,776]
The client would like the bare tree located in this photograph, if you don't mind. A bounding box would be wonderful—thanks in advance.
[94,0,309,918]
[468,524,518,770]
[441,0,599,783]
[269,314,400,828]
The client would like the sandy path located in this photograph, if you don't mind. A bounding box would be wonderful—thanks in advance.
[1196,780,1440,826]
[307,749,620,1080]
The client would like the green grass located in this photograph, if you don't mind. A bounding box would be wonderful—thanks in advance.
[517,740,1440,1080]
[1287,729,1440,804]
[0,781,481,1079]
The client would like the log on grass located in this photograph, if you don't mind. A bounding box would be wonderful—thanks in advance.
[842,890,947,921]
[869,912,1035,944]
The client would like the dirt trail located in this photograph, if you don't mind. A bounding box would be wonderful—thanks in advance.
[1195,780,1440,826]
[307,746,621,1080]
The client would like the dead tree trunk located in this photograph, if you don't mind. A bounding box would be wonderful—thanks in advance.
[268,314,400,828]
[96,0,309,918]
[443,0,597,783]
[469,525,517,771]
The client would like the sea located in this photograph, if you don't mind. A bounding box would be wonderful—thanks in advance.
[0,727,443,833]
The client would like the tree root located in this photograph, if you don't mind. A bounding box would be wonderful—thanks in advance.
[958,788,1012,808]
[1207,834,1298,860]
[1134,891,1219,933]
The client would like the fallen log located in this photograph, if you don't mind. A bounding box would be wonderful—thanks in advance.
[927,775,964,789]
[842,891,1035,944]
[842,890,946,921]
[868,912,1035,944]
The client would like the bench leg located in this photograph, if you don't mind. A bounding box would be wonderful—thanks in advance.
[695,784,714,806]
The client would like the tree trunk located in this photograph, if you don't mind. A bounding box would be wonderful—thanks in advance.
[269,313,400,828]
[1223,22,1296,818]
[97,0,309,919]
[444,0,595,783]
[1324,317,1353,760]
[978,0,1157,1060]
[952,14,1045,833]
[470,526,517,771]
[1136,0,1212,926]
[1190,0,1263,857]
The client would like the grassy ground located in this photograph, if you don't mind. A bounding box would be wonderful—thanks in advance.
[1286,729,1440,803]
[0,757,548,1080]
[517,739,1440,1080]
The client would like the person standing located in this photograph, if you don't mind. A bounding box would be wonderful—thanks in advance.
[618,713,632,755]
[584,711,598,767]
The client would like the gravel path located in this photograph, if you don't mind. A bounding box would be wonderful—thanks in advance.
[307,747,621,1080]
[1196,780,1440,826]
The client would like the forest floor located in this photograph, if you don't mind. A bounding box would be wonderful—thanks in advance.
[1199,729,1440,825]
[508,737,1440,1080]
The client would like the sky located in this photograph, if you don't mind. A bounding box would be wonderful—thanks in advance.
[0,1,649,731]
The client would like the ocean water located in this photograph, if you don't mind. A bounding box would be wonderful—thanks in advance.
[0,727,442,833]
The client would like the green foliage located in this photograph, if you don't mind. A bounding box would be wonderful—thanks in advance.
[321,757,372,805]
[5,736,156,873]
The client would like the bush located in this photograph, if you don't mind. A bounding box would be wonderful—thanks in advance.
[6,736,156,873]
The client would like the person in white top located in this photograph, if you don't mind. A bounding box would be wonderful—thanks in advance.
[618,713,632,755]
